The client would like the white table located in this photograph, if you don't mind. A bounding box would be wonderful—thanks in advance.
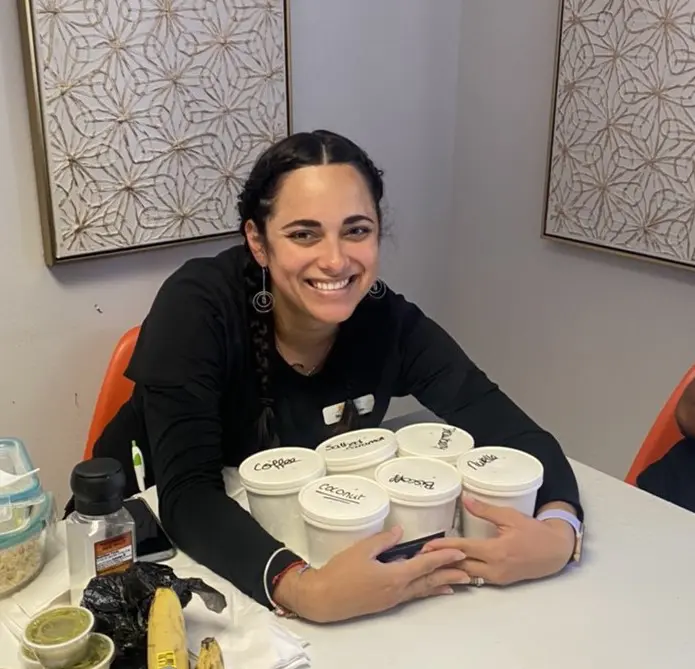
[3,460,694,668]
[285,460,695,668]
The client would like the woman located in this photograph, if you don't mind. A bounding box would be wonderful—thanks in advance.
[90,130,583,623]
[637,376,695,511]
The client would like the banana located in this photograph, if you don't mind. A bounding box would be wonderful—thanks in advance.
[194,638,224,669]
[147,588,189,669]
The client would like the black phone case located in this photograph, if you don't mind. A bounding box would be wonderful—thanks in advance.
[376,531,445,563]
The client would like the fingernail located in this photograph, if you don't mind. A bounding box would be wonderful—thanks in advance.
[453,550,466,560]
[440,586,454,595]
[457,574,471,585]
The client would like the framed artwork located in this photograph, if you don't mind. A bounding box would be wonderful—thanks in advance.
[543,1,695,270]
[17,0,291,265]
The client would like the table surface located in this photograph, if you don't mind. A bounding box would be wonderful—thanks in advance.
[284,460,695,669]
[2,459,694,669]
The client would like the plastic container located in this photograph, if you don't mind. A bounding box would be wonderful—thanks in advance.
[19,644,41,669]
[23,606,95,669]
[395,423,475,464]
[0,491,53,598]
[375,457,462,541]
[457,446,544,539]
[299,474,390,567]
[240,447,325,559]
[69,634,114,669]
[0,439,45,536]
[66,459,135,606]
[316,428,397,479]
[20,633,114,669]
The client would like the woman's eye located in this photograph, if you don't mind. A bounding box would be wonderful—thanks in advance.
[288,230,317,241]
[345,226,372,238]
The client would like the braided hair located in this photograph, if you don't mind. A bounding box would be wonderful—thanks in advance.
[238,130,385,449]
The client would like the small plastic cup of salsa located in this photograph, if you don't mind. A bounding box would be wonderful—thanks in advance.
[23,606,94,669]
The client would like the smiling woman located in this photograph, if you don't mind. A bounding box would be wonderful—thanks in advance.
[78,130,583,625]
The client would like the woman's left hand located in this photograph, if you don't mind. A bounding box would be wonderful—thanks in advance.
[422,497,575,585]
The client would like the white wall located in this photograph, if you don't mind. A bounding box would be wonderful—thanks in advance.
[449,1,695,478]
[0,0,462,505]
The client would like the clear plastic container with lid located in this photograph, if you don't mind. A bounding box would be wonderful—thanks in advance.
[316,428,398,479]
[395,423,474,465]
[457,446,544,539]
[375,456,462,541]
[299,474,390,567]
[0,438,54,598]
[239,447,326,559]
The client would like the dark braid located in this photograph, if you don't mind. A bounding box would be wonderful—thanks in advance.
[242,253,279,448]
[238,130,385,449]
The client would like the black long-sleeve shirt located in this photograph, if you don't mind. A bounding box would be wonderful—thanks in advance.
[92,245,581,607]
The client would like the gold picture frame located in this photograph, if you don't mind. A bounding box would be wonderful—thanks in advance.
[17,0,292,265]
[542,1,695,272]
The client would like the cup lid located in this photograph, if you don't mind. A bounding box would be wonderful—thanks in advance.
[0,439,44,508]
[395,423,474,462]
[240,447,325,494]
[316,428,397,472]
[458,446,544,494]
[375,457,461,504]
[299,475,390,528]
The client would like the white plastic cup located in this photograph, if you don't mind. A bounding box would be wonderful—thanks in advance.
[457,446,544,539]
[299,474,390,567]
[395,423,475,464]
[316,428,398,479]
[375,457,462,542]
[239,447,325,558]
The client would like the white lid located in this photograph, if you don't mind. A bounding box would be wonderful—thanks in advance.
[458,446,544,494]
[239,447,325,495]
[396,423,474,463]
[375,457,462,505]
[299,475,390,529]
[316,428,397,472]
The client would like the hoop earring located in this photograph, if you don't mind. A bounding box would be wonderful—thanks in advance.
[368,278,386,299]
[252,266,274,313]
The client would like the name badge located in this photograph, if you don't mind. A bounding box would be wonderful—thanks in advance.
[322,394,375,425]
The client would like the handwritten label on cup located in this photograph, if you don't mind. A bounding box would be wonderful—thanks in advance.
[433,427,454,450]
[254,457,299,471]
[465,453,499,471]
[325,435,386,452]
[388,473,435,490]
[317,482,366,504]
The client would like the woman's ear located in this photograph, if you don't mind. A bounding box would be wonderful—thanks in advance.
[244,220,268,267]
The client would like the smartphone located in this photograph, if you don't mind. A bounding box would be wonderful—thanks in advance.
[376,531,445,563]
[123,498,177,563]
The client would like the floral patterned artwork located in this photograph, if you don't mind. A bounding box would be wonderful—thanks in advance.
[544,0,695,269]
[21,0,289,263]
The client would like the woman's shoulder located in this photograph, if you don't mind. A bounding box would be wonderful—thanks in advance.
[127,245,249,385]
[352,283,425,328]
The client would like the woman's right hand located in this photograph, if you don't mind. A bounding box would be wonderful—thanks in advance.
[274,527,469,623]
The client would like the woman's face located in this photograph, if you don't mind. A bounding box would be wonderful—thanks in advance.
[247,164,380,326]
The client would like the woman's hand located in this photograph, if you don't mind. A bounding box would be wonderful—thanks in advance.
[421,497,575,585]
[274,526,470,623]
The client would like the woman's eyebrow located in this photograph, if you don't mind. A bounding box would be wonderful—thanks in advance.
[281,214,375,230]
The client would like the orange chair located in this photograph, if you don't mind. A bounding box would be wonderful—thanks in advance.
[625,364,695,486]
[83,326,140,460]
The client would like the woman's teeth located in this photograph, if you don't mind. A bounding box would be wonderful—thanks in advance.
[310,278,351,291]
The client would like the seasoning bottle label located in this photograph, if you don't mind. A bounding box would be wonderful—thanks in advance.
[93,532,134,576]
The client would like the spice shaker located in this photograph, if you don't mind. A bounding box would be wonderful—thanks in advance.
[65,458,136,605]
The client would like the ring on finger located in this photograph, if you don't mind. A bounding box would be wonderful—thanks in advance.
[471,576,485,587]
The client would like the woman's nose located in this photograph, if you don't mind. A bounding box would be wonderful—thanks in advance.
[316,239,350,274]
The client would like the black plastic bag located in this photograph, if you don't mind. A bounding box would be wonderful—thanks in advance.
[81,562,227,669]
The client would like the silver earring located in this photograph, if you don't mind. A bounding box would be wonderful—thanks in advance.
[368,278,386,299]
[252,266,274,313]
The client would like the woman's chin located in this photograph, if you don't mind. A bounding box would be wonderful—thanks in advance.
[306,303,359,325]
